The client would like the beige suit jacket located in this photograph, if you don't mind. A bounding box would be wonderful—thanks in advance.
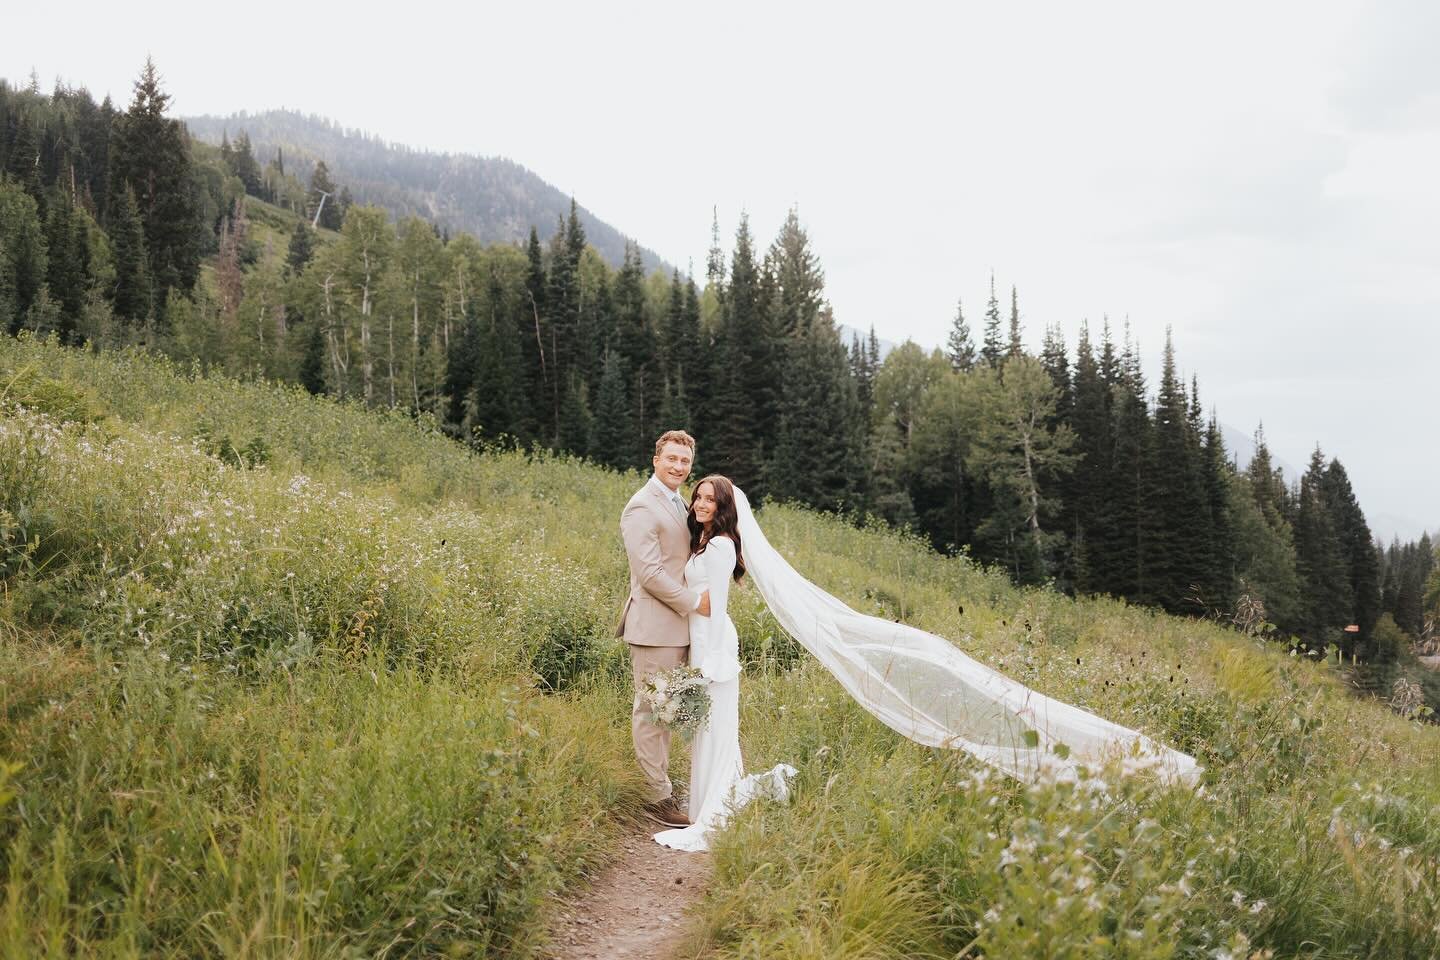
[616,479,698,646]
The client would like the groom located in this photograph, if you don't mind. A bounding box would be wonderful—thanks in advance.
[617,429,711,828]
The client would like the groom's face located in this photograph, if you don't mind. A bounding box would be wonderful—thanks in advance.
[653,442,693,492]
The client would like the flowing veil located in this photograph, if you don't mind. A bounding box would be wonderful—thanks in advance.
[731,485,1201,787]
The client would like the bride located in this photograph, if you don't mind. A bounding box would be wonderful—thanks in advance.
[653,475,793,853]
[652,473,1201,853]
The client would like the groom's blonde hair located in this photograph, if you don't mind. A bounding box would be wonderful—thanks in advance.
[654,429,696,457]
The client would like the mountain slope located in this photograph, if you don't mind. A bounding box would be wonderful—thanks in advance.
[184,108,670,271]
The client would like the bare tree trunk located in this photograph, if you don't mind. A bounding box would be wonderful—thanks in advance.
[1019,407,1044,558]
[388,315,397,409]
[320,272,346,396]
[360,243,373,404]
[411,276,421,409]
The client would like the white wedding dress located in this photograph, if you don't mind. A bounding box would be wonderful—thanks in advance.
[653,535,795,853]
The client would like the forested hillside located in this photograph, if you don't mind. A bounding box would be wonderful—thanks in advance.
[1,61,1436,696]
[183,108,668,272]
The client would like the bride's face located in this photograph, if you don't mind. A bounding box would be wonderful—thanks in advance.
[692,482,717,525]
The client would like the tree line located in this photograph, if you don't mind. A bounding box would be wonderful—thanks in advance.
[3,62,1437,664]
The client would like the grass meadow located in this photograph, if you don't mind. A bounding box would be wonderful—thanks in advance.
[2,333,1437,958]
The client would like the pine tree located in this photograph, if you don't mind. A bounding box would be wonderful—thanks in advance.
[1147,329,1209,613]
[552,373,592,457]
[663,270,704,420]
[466,290,526,445]
[851,330,875,413]
[287,220,315,275]
[1068,321,1111,594]
[1038,322,1075,586]
[708,214,773,500]
[520,226,550,436]
[1381,537,1402,618]
[107,58,199,314]
[769,207,825,337]
[1294,446,1352,652]
[445,304,484,432]
[1038,323,1071,421]
[980,272,1004,367]
[705,207,726,301]
[1246,424,1292,525]
[1321,458,1382,657]
[44,192,91,340]
[1199,415,1236,609]
[770,313,863,511]
[946,299,977,371]
[1394,534,1433,638]
[298,319,327,394]
[1007,285,1024,359]
[545,201,587,439]
[613,242,660,463]
[658,377,691,442]
[589,350,632,469]
[108,182,151,324]
[1107,327,1153,601]
[0,178,48,334]
[230,131,262,195]
[681,277,706,412]
[6,111,44,206]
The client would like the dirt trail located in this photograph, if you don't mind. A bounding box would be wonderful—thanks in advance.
[543,824,711,960]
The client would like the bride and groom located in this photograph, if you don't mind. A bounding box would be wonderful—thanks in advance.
[618,430,1201,853]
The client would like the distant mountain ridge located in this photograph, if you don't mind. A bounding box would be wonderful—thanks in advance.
[184,109,669,272]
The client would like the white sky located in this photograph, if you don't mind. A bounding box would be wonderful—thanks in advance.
[6,0,1437,537]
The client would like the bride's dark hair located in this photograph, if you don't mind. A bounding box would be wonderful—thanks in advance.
[688,474,745,582]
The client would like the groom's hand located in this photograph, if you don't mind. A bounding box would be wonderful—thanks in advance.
[696,591,711,617]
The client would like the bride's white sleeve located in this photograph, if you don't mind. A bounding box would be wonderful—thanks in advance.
[699,537,740,682]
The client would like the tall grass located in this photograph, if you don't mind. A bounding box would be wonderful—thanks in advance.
[3,333,1439,958]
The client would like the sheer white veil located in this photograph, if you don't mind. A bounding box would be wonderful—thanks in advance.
[731,485,1201,787]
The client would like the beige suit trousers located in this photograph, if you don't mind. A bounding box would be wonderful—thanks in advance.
[629,642,688,802]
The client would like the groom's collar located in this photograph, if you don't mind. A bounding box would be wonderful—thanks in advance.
[648,473,683,499]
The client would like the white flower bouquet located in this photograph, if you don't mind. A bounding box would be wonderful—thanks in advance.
[642,665,711,741]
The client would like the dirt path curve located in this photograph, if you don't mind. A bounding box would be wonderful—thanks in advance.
[543,823,712,960]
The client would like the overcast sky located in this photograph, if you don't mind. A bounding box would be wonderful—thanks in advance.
[5,1,1437,537]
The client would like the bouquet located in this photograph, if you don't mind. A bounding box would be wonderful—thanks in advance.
[642,665,712,741]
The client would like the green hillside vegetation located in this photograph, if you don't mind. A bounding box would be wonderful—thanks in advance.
[2,334,1439,958]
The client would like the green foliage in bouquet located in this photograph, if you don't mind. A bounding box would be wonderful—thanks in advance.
[643,665,713,741]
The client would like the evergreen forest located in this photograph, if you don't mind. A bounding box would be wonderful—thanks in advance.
[2,62,1436,678]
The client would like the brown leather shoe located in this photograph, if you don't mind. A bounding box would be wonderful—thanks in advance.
[643,797,691,828]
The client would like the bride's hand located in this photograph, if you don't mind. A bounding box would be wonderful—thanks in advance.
[699,655,740,684]
[696,591,711,617]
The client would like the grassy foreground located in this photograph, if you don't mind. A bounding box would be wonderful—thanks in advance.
[1,334,1438,959]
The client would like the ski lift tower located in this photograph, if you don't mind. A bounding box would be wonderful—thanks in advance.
[311,190,332,229]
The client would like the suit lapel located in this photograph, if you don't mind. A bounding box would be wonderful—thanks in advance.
[651,483,687,533]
